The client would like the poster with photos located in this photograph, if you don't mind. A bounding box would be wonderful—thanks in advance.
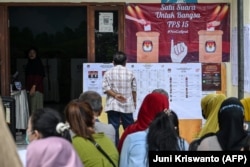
[83,63,202,119]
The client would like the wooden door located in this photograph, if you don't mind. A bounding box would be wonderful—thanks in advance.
[88,3,125,62]
[0,5,10,96]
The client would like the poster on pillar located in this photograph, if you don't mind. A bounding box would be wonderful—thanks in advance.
[125,3,230,63]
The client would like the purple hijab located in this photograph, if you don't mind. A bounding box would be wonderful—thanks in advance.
[26,137,83,167]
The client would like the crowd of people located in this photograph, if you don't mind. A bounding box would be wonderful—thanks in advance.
[1,51,250,167]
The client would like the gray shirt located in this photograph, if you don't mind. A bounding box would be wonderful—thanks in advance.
[94,122,116,144]
[69,122,115,144]
[197,135,222,151]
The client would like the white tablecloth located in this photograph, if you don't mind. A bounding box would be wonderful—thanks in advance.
[11,90,29,129]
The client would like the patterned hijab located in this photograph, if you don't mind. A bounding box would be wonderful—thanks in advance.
[197,94,226,138]
[241,97,250,121]
[26,137,83,167]
[118,92,169,152]
[216,97,248,150]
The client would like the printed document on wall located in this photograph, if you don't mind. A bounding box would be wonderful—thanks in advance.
[83,63,202,119]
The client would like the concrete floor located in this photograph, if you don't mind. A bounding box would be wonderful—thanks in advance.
[15,102,65,150]
[15,131,27,167]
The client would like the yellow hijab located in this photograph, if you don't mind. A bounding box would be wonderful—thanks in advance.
[240,97,250,121]
[197,94,226,138]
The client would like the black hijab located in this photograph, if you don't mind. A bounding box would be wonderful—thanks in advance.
[216,97,248,150]
[25,47,45,77]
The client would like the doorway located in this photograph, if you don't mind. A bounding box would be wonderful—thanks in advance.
[0,3,125,110]
[9,6,87,110]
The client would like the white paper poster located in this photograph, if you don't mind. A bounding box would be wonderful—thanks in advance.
[99,12,113,32]
[83,63,202,119]
[231,25,250,92]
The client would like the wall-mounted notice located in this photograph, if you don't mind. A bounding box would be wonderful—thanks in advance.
[83,63,202,119]
[202,63,221,91]
[99,12,113,32]
[231,25,250,93]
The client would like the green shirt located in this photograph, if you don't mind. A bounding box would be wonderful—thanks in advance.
[72,133,119,167]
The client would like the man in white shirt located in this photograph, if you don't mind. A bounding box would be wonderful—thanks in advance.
[102,51,137,146]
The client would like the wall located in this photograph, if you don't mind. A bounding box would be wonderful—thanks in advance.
[0,0,233,3]
[230,0,250,98]
[2,0,250,98]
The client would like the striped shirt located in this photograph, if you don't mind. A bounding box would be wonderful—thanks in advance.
[102,65,137,113]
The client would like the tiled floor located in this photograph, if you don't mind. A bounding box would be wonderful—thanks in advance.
[15,131,27,167]
[16,131,27,151]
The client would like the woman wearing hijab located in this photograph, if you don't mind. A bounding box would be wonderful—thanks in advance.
[119,109,188,167]
[197,97,249,150]
[26,107,83,167]
[117,92,169,153]
[241,97,250,122]
[197,93,226,138]
[241,97,250,134]
[27,137,83,167]
[25,47,45,114]
[189,94,226,150]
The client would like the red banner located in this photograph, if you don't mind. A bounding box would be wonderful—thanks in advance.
[125,3,230,63]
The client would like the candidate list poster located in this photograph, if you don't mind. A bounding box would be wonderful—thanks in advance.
[83,63,202,120]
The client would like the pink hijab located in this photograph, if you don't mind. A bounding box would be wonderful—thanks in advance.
[26,137,83,167]
[118,92,169,152]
